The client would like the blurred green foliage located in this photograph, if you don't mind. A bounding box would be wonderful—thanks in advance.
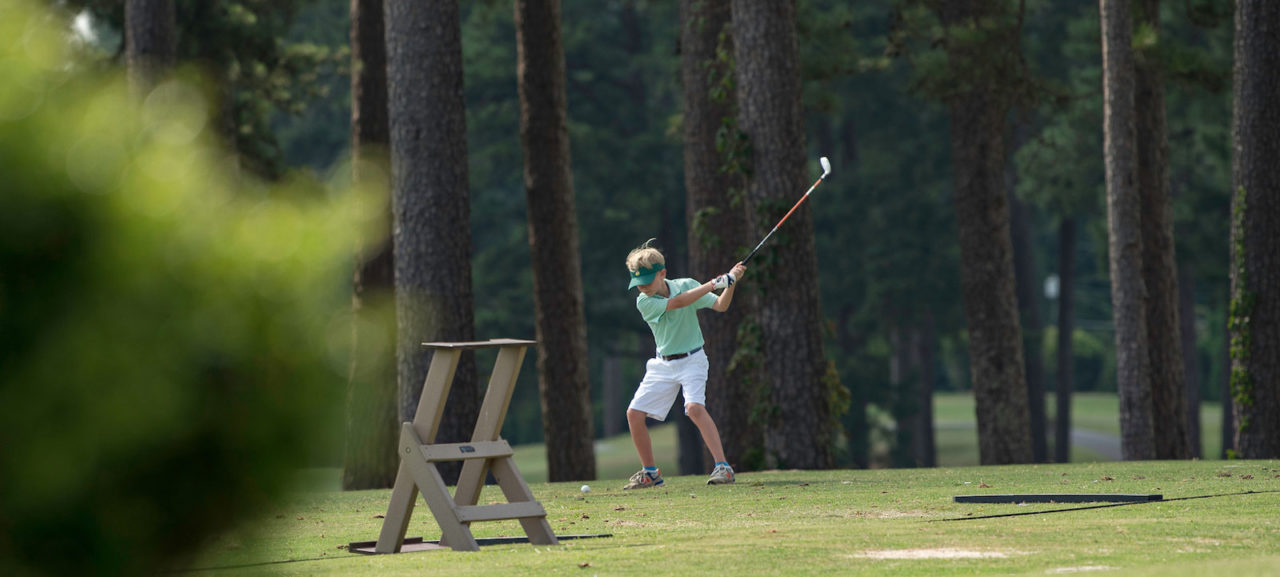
[0,1,384,574]
[65,0,347,180]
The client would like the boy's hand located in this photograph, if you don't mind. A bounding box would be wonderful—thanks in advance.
[729,262,746,281]
[711,273,735,290]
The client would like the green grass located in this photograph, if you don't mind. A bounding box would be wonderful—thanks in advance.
[509,393,1226,485]
[513,423,680,486]
[192,460,1280,576]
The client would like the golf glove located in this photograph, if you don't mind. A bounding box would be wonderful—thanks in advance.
[712,272,736,290]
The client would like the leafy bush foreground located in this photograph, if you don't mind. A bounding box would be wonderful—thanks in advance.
[0,1,385,574]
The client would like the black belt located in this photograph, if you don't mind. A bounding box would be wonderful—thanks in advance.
[660,346,702,361]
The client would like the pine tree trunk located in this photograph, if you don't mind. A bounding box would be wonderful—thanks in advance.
[731,0,835,469]
[515,0,596,481]
[914,314,938,467]
[343,0,397,491]
[602,355,623,437]
[681,0,759,472]
[1179,265,1202,458]
[1010,190,1048,462]
[1055,218,1077,463]
[932,1,1033,465]
[837,304,871,469]
[385,0,478,485]
[1229,0,1280,458]
[1220,308,1235,458]
[125,0,175,94]
[1101,0,1156,460]
[1135,0,1191,460]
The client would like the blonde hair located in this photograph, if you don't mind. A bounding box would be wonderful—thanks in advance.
[625,238,665,273]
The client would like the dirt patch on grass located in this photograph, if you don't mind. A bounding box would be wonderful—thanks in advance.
[858,548,1013,559]
[1045,567,1115,574]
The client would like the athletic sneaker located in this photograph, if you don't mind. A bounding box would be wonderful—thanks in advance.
[707,463,735,485]
[623,468,664,490]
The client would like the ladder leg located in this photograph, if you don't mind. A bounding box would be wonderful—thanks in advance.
[404,449,480,551]
[490,457,558,545]
[373,462,418,553]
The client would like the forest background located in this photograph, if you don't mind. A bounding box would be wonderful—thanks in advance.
[70,0,1235,468]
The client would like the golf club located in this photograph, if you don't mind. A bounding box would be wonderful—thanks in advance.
[741,156,832,265]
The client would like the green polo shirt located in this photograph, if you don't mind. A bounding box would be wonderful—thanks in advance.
[636,277,717,356]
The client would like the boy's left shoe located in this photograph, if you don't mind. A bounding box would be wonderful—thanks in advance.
[707,464,735,485]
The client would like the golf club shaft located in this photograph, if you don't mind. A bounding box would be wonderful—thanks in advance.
[741,175,826,265]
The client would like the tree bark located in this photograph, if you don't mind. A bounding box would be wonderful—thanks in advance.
[932,1,1033,465]
[602,355,623,437]
[892,320,937,468]
[914,314,938,467]
[1229,0,1280,458]
[1135,0,1192,460]
[731,0,835,469]
[681,0,759,472]
[125,0,175,95]
[1220,307,1235,458]
[515,0,596,481]
[1010,190,1048,462]
[385,0,478,485]
[1100,0,1156,460]
[1178,264,1202,458]
[343,0,397,491]
[1055,217,1077,463]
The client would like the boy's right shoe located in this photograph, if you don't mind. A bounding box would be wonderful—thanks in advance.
[707,463,735,485]
[623,468,664,490]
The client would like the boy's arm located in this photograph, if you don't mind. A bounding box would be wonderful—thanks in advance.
[711,263,747,312]
[666,280,717,311]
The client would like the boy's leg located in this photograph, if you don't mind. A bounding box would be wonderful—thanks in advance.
[626,408,656,467]
[684,402,727,464]
[624,358,678,489]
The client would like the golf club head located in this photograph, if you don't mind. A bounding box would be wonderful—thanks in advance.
[820,156,832,177]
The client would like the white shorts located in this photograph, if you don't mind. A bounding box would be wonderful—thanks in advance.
[628,348,709,421]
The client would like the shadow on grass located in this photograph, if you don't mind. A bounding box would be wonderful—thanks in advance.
[171,536,644,573]
[935,490,1280,522]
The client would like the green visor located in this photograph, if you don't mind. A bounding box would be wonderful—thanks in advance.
[627,263,664,289]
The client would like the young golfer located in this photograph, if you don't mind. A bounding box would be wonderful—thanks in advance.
[622,239,747,488]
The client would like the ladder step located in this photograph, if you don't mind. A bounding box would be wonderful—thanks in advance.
[456,501,546,523]
[420,441,513,462]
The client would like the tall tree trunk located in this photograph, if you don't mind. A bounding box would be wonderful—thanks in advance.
[932,1,1033,465]
[1010,190,1048,462]
[681,0,759,472]
[1178,264,1202,458]
[1220,306,1235,458]
[914,314,938,467]
[125,0,175,95]
[890,319,936,468]
[602,355,623,437]
[732,0,835,469]
[385,0,478,485]
[889,325,912,467]
[837,305,870,469]
[1229,0,1280,458]
[1100,0,1156,460]
[1135,0,1191,460]
[515,0,596,481]
[1055,217,1077,463]
[343,0,397,491]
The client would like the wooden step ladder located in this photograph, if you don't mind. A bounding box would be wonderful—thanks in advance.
[372,339,557,553]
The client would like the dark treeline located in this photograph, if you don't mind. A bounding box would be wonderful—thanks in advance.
[73,0,1266,471]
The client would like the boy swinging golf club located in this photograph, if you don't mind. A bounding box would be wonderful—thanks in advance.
[623,239,745,488]
[621,157,831,489]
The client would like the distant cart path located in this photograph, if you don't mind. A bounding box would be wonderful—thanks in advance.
[1069,428,1122,460]
[937,422,1122,461]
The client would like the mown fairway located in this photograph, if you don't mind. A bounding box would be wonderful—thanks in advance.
[190,460,1279,576]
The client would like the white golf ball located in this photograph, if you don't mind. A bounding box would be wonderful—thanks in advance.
[580,484,591,493]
